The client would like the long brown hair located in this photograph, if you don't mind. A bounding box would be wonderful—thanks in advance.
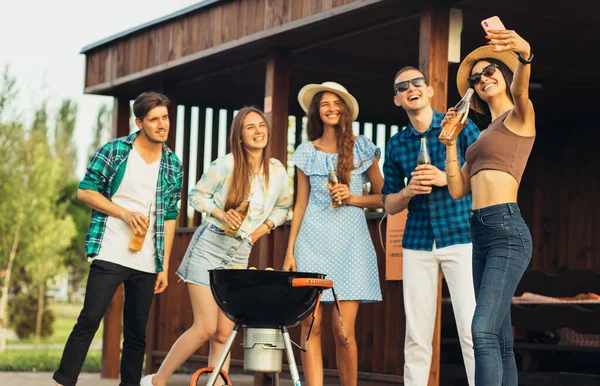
[306,91,355,185]
[224,106,271,211]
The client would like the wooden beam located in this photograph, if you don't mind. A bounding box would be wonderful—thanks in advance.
[419,6,450,386]
[179,105,192,228]
[419,7,450,112]
[166,94,178,152]
[211,108,221,161]
[264,51,289,165]
[112,97,131,138]
[102,284,123,379]
[193,107,207,227]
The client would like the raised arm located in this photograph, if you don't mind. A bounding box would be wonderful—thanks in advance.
[486,29,535,135]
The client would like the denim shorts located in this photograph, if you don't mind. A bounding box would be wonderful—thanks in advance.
[176,223,252,287]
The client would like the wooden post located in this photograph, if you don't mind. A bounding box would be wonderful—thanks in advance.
[264,51,289,166]
[113,96,131,138]
[179,105,192,228]
[252,51,289,386]
[100,96,131,379]
[419,7,450,386]
[194,107,207,227]
[166,94,178,153]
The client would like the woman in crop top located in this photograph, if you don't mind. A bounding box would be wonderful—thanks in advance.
[443,29,535,386]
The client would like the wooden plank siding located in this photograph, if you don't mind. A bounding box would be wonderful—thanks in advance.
[83,0,367,90]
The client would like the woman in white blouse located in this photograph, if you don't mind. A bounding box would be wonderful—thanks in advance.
[142,106,292,386]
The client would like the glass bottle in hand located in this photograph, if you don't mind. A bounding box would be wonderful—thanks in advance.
[439,88,474,146]
[417,137,432,166]
[327,157,344,208]
[129,202,152,251]
[224,193,251,237]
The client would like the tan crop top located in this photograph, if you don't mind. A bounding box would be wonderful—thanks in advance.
[465,110,535,184]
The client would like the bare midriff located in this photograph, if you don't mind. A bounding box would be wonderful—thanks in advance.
[470,170,519,210]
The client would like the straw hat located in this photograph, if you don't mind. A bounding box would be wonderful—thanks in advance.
[456,45,519,113]
[298,81,359,121]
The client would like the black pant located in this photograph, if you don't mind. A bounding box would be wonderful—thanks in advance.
[53,260,156,386]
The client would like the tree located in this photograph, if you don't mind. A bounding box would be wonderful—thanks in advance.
[88,103,111,162]
[59,181,91,302]
[0,120,29,353]
[0,65,17,121]
[0,68,27,352]
[54,99,79,181]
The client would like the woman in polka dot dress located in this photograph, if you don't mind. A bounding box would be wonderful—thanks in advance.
[283,81,384,386]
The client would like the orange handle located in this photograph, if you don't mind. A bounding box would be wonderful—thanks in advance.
[291,278,333,288]
[189,367,232,386]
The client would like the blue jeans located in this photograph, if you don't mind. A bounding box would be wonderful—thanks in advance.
[469,203,532,386]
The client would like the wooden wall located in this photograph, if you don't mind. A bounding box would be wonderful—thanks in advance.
[518,124,600,272]
[85,0,359,89]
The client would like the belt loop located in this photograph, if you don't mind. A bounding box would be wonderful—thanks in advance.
[507,203,514,214]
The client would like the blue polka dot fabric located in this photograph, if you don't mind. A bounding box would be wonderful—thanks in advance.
[291,135,382,303]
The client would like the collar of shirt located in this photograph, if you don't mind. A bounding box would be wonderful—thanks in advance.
[400,109,445,138]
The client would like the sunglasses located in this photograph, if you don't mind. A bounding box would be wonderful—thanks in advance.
[394,77,427,93]
[468,63,498,86]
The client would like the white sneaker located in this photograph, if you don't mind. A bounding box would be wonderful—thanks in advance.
[140,374,155,386]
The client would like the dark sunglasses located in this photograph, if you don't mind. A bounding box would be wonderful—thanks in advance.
[394,77,427,93]
[468,63,498,86]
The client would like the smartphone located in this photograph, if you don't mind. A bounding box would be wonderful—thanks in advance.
[481,16,506,33]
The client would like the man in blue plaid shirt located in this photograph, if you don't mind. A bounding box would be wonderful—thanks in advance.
[382,67,479,386]
[54,92,183,386]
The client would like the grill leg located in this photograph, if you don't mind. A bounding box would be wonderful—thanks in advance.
[281,326,301,385]
[206,324,241,386]
[272,372,280,386]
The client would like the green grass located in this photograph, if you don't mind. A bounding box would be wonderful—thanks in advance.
[8,302,103,345]
[0,348,102,372]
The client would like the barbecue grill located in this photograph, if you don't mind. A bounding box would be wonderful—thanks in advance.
[189,268,341,386]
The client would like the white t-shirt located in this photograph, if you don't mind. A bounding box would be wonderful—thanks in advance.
[93,146,161,273]
[249,174,266,219]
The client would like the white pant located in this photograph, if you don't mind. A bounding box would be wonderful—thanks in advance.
[403,242,475,386]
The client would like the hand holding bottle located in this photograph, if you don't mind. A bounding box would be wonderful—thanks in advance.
[220,208,243,229]
[439,88,474,146]
[329,183,351,206]
[411,164,446,187]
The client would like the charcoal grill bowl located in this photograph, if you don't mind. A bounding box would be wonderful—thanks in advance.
[209,269,329,328]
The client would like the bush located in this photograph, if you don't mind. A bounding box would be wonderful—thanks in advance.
[9,292,55,339]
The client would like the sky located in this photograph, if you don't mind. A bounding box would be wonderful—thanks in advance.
[1,0,201,179]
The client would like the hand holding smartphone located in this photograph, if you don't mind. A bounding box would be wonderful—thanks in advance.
[481,16,507,50]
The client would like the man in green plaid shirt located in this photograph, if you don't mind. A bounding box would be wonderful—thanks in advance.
[54,92,183,386]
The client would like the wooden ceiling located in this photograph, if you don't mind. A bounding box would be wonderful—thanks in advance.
[86,0,599,128]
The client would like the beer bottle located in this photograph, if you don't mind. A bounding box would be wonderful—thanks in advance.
[417,137,432,166]
[129,202,152,251]
[439,88,474,146]
[224,193,251,237]
[327,157,344,208]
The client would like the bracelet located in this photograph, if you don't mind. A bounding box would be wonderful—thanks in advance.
[264,220,275,234]
[445,159,458,177]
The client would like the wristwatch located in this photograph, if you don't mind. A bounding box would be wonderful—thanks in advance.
[518,51,534,64]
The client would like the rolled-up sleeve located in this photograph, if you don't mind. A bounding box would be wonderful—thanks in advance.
[78,143,112,192]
